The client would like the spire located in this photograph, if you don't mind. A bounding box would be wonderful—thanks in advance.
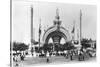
[31,5,33,45]
[56,8,60,20]
[53,8,61,26]
[78,9,82,48]
[80,9,82,42]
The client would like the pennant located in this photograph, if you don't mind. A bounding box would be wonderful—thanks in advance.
[39,23,41,35]
[71,26,75,33]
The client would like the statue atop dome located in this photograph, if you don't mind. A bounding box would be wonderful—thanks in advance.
[53,8,62,26]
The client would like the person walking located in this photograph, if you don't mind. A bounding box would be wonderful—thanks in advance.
[21,55,24,61]
[46,51,50,63]
[70,50,73,60]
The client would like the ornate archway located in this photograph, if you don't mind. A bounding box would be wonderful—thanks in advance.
[42,8,71,45]
[43,26,71,44]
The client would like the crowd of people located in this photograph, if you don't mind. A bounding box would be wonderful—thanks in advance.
[38,46,96,63]
[13,52,26,66]
[12,44,96,66]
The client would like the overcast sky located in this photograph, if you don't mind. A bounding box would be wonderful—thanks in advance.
[12,0,97,44]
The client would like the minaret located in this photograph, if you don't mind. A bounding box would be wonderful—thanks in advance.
[31,5,34,47]
[80,9,82,43]
[79,9,82,47]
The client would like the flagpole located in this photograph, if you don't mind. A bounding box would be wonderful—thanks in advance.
[74,20,75,41]
[38,18,41,52]
[71,20,75,43]
[80,10,82,44]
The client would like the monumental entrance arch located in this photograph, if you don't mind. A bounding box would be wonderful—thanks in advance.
[42,9,71,45]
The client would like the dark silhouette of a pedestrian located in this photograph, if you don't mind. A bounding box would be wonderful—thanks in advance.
[70,50,73,60]
[47,58,49,63]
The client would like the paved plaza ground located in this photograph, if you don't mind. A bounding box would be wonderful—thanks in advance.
[13,55,96,67]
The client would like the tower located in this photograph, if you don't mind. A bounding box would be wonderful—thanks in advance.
[30,5,36,55]
[80,9,82,43]
[77,9,82,49]
[31,5,33,47]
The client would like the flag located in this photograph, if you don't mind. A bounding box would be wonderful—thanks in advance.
[77,29,79,39]
[71,26,75,33]
[39,26,41,35]
[72,20,75,33]
[39,23,41,35]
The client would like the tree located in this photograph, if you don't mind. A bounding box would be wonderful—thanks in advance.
[81,38,91,48]
[63,42,75,50]
[13,42,19,53]
[42,43,53,53]
[13,42,29,53]
[18,43,28,51]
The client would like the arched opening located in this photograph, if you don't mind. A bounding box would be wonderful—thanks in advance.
[48,37,53,43]
[45,31,67,44]
[60,38,66,45]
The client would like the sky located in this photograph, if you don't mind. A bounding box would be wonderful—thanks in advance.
[12,0,97,44]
